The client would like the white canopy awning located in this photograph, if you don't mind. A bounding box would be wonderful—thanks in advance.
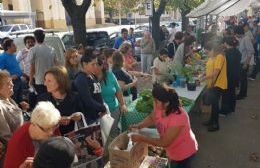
[187,0,260,18]
[212,0,259,16]
[187,0,230,18]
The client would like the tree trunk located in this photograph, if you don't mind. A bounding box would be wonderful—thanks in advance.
[118,2,122,25]
[71,12,87,46]
[181,10,190,32]
[151,14,161,50]
[109,11,113,23]
[61,0,91,47]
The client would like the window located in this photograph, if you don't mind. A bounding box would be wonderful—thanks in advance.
[11,26,20,32]
[8,4,13,10]
[20,25,28,30]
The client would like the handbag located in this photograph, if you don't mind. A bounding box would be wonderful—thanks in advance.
[65,113,103,168]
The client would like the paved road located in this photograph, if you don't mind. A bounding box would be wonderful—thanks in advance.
[191,76,260,168]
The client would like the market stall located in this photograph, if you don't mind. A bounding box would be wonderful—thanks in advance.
[105,48,207,168]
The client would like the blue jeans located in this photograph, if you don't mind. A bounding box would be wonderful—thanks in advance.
[170,154,195,168]
[12,78,22,103]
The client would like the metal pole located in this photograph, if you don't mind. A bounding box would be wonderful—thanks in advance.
[205,15,208,31]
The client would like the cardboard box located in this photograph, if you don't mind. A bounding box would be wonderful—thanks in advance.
[109,132,148,168]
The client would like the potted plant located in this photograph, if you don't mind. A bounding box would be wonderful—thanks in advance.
[181,66,196,91]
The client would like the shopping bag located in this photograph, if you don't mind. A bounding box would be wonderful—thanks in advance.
[124,95,133,105]
[65,113,103,168]
[100,103,114,146]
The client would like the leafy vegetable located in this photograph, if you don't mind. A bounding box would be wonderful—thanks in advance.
[136,90,153,114]
[179,96,193,107]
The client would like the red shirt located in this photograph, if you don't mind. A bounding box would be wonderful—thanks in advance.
[4,122,34,168]
[154,107,198,161]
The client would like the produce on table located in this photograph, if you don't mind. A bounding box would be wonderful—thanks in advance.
[148,146,166,158]
[179,96,193,107]
[136,90,153,114]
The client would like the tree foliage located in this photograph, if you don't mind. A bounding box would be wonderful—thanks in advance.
[169,0,204,31]
[151,0,204,49]
[103,0,141,22]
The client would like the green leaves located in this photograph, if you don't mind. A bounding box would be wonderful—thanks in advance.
[136,90,153,114]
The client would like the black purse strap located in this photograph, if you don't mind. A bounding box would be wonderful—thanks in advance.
[212,56,225,87]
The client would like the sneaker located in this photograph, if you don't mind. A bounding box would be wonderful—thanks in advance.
[248,77,256,81]
[219,113,227,117]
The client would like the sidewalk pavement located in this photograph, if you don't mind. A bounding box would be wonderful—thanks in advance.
[191,75,260,168]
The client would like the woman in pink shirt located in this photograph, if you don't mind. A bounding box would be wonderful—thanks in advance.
[131,84,198,168]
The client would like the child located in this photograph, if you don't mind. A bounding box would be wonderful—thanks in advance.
[152,48,170,84]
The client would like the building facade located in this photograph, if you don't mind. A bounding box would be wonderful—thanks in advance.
[2,0,105,29]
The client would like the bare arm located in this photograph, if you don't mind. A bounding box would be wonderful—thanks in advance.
[115,90,125,107]
[132,126,182,148]
[115,91,128,113]
[29,63,35,86]
[128,71,151,77]
[153,67,161,75]
[118,79,137,91]
[133,113,155,129]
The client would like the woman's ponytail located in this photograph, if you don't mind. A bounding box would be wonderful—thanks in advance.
[152,84,181,116]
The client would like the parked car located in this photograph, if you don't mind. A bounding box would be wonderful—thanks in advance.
[0,24,32,41]
[59,30,112,49]
[135,25,150,31]
[11,29,66,65]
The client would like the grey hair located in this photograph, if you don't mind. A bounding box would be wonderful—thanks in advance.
[30,101,61,127]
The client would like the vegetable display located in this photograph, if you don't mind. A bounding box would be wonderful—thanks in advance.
[179,96,193,107]
[136,90,153,114]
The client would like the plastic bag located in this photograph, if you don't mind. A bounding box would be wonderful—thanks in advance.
[100,103,114,146]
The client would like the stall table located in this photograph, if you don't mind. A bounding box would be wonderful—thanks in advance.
[121,85,205,132]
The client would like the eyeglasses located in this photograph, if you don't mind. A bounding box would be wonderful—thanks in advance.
[36,123,59,133]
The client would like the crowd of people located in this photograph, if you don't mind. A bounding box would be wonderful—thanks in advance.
[0,14,259,168]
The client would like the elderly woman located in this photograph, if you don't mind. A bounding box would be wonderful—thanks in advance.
[0,70,26,166]
[4,101,61,168]
[65,48,80,81]
[119,42,138,71]
[139,31,155,73]
[37,66,83,135]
